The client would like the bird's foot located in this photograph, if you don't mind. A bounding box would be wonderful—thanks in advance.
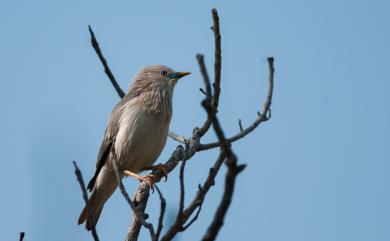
[141,163,169,182]
[123,170,157,191]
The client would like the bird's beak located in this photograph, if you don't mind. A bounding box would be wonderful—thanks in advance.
[169,72,191,79]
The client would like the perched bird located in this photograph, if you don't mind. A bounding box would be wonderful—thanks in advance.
[78,65,190,230]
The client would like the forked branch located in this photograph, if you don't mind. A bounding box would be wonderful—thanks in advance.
[198,57,274,151]
[76,7,275,241]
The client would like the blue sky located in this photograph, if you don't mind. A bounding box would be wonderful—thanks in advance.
[1,0,389,241]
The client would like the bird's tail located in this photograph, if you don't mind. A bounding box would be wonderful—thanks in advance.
[78,190,104,230]
[78,172,117,230]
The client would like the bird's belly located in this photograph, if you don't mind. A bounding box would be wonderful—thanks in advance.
[114,110,169,173]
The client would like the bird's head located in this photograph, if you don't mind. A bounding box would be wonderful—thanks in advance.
[129,65,191,96]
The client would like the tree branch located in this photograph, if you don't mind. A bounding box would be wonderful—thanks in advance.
[73,161,100,241]
[19,232,25,241]
[109,141,156,240]
[126,145,186,241]
[154,185,166,241]
[200,93,246,241]
[181,184,203,231]
[160,152,226,241]
[178,159,186,219]
[88,25,125,98]
[198,57,275,151]
[198,8,222,137]
[211,8,222,112]
[196,54,212,98]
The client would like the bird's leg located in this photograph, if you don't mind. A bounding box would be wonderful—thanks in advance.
[123,170,157,190]
[141,163,169,182]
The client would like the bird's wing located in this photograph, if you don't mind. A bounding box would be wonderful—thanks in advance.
[87,96,130,191]
[86,132,113,191]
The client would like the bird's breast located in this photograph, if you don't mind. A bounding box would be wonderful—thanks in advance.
[114,103,170,173]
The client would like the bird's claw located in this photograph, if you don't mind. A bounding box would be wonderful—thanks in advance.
[137,174,157,192]
[141,164,169,182]
[123,170,157,192]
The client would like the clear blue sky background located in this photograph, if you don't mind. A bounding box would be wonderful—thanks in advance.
[1,0,389,240]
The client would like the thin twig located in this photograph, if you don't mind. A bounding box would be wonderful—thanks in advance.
[199,88,208,96]
[178,160,186,218]
[73,161,90,204]
[198,57,275,151]
[73,161,100,241]
[88,25,125,98]
[197,8,222,137]
[160,153,226,241]
[238,119,243,132]
[154,185,166,241]
[19,232,25,241]
[196,54,212,97]
[181,185,204,231]
[211,8,222,112]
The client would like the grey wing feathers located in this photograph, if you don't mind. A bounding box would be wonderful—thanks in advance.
[86,98,127,191]
[87,134,113,191]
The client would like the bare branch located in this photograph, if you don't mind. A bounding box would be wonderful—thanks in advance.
[198,57,275,151]
[199,88,208,96]
[126,182,151,241]
[19,232,25,241]
[262,57,275,115]
[88,25,125,98]
[211,8,222,112]
[126,146,185,241]
[154,185,166,241]
[196,54,212,98]
[238,119,243,132]
[160,152,226,241]
[73,161,100,241]
[73,161,90,205]
[181,184,203,231]
[110,141,156,240]
[197,8,222,137]
[178,160,186,218]
[200,84,246,241]
[160,9,251,241]
[201,161,246,241]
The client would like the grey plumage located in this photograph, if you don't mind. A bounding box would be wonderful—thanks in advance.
[78,65,190,230]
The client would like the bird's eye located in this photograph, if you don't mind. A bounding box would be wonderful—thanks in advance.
[160,70,168,77]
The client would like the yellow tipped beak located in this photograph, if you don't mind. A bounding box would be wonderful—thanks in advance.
[175,72,191,78]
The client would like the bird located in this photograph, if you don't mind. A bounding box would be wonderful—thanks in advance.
[78,65,190,230]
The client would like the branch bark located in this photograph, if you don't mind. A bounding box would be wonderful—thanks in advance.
[73,161,100,241]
